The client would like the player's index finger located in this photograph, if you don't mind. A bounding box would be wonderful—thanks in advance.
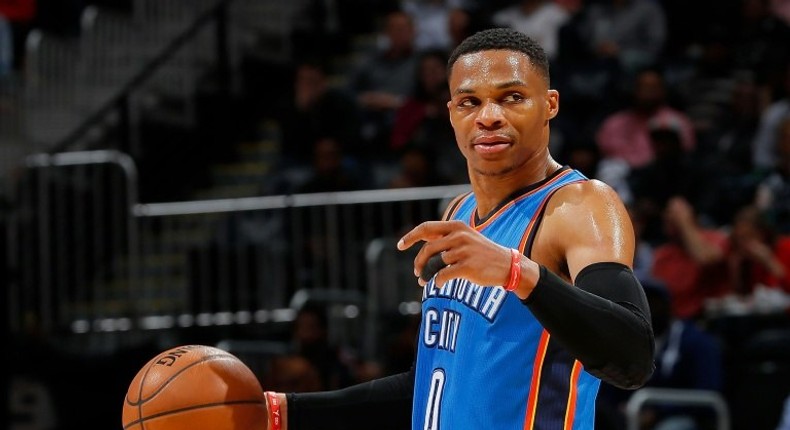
[397,220,453,250]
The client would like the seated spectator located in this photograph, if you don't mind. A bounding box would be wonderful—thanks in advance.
[296,137,365,194]
[387,48,465,182]
[346,9,420,153]
[263,355,324,392]
[626,116,708,242]
[387,145,450,189]
[389,48,452,152]
[753,62,790,173]
[730,0,790,92]
[690,77,763,225]
[291,304,356,390]
[290,0,350,59]
[447,6,487,50]
[490,0,571,61]
[755,115,790,233]
[726,205,790,295]
[595,65,697,170]
[272,57,362,168]
[402,0,454,52]
[578,0,668,75]
[651,196,729,320]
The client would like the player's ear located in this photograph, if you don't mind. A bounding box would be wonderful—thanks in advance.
[546,89,559,120]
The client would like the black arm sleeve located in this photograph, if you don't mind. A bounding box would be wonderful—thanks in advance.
[287,367,414,430]
[522,262,655,389]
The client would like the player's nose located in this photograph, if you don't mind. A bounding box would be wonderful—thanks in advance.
[475,100,505,129]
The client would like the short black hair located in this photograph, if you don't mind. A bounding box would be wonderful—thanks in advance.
[448,27,550,84]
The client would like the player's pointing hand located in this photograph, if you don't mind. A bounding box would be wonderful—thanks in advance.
[397,220,525,289]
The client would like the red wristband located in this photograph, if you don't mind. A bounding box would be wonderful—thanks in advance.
[265,391,282,430]
[505,248,522,292]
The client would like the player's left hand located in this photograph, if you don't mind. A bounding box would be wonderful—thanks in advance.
[397,220,513,287]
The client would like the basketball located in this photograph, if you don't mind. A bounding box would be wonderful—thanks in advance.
[122,344,268,430]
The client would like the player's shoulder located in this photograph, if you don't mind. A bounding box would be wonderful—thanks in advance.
[547,178,628,220]
[555,177,623,203]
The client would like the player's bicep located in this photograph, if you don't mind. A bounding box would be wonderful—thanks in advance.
[553,180,635,280]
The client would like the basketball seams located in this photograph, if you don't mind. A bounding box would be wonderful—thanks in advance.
[121,399,267,430]
[127,353,238,406]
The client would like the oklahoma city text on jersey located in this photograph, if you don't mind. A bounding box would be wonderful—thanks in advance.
[421,277,508,353]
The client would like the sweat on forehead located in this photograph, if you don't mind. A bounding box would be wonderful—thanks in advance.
[447,28,550,85]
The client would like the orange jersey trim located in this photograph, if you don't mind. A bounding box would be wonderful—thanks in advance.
[523,330,551,430]
[563,361,583,430]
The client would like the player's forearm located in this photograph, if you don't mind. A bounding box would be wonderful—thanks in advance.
[516,261,655,389]
[284,370,414,430]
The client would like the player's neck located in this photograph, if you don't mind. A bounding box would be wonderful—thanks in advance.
[470,156,562,218]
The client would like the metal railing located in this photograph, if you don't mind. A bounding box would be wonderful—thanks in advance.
[625,388,731,430]
[6,149,469,357]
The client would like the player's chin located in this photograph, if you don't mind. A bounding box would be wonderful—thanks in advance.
[472,163,518,177]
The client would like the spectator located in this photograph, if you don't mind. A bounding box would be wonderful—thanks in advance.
[626,115,706,235]
[693,77,764,225]
[579,0,668,75]
[290,304,356,390]
[672,25,739,139]
[387,145,450,189]
[263,355,324,393]
[447,6,486,49]
[651,196,729,320]
[387,48,465,182]
[296,137,364,194]
[595,66,696,170]
[550,0,607,162]
[346,9,420,153]
[272,57,362,168]
[726,205,790,295]
[402,0,454,51]
[659,0,738,62]
[389,48,452,152]
[753,62,790,172]
[290,0,348,58]
[730,0,790,91]
[755,115,790,233]
[490,0,571,61]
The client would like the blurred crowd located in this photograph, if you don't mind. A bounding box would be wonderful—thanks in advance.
[3,0,790,429]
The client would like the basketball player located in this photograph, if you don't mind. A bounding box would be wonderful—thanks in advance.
[261,28,655,430]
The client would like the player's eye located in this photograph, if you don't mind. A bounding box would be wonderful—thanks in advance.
[457,97,479,108]
[503,93,525,103]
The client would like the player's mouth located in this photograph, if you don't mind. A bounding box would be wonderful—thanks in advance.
[472,135,511,154]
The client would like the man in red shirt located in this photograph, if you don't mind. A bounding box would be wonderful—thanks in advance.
[651,196,730,319]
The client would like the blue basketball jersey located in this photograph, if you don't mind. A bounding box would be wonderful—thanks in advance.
[412,167,601,430]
